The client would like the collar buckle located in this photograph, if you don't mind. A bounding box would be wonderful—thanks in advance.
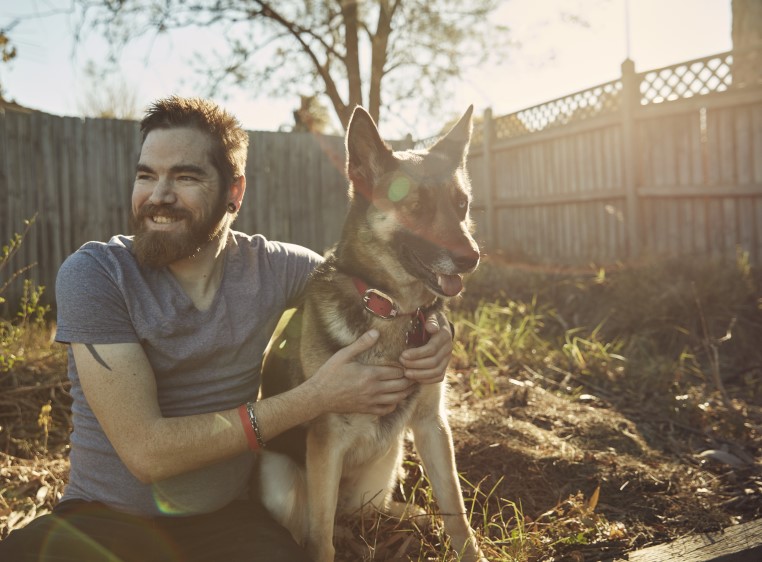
[362,288,399,319]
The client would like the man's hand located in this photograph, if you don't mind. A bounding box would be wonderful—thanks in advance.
[399,311,453,385]
[307,330,415,416]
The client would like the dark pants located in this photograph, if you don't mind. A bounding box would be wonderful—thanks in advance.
[0,499,311,562]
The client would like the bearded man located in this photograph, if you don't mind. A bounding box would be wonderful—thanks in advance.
[0,97,454,562]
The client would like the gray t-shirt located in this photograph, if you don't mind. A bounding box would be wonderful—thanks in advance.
[55,231,321,516]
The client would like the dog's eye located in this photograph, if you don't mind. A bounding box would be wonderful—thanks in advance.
[409,189,430,214]
[455,193,469,212]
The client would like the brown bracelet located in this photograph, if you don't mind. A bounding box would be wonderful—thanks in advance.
[238,404,259,450]
[245,401,266,449]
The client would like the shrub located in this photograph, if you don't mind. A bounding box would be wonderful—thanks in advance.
[0,217,50,374]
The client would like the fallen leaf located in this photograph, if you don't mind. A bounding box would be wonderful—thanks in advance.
[697,449,746,469]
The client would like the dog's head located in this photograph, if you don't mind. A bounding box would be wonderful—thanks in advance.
[345,106,480,298]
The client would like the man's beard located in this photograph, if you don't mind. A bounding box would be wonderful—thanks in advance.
[130,195,229,269]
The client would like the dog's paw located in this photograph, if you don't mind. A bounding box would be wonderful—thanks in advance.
[454,535,488,562]
[461,549,488,562]
[387,500,429,527]
[306,539,336,562]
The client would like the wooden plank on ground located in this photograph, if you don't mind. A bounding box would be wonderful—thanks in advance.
[618,519,762,562]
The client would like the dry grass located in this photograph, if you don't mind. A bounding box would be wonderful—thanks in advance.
[1,254,761,561]
[0,322,69,539]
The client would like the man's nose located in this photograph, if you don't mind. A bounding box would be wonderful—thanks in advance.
[149,178,176,205]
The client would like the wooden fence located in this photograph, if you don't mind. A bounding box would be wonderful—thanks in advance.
[464,47,762,266]
[1,47,762,311]
[0,114,352,311]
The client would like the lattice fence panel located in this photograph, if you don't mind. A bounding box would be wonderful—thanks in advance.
[639,51,733,104]
[411,47,761,148]
[491,80,622,141]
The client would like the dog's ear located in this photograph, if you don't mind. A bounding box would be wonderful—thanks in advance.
[429,105,473,167]
[346,106,395,198]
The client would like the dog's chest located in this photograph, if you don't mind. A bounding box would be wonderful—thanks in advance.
[330,387,423,467]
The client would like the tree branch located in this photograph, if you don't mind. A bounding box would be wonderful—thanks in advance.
[253,1,349,127]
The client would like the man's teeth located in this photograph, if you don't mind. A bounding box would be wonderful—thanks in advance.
[152,216,180,224]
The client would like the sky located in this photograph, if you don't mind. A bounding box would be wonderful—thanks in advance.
[0,0,733,138]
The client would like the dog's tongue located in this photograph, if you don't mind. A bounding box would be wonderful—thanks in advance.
[437,274,463,296]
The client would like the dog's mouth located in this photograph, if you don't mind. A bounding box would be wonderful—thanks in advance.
[436,272,464,297]
[403,246,464,297]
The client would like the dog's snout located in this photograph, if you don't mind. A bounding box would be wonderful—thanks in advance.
[452,245,480,271]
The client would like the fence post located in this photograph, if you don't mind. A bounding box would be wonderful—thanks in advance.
[620,58,641,259]
[481,107,496,251]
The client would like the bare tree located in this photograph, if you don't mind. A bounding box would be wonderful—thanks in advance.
[75,60,141,120]
[73,0,509,130]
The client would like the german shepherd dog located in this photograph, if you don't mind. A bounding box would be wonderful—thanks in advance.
[258,106,485,562]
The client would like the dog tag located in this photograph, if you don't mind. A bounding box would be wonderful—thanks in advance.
[405,309,430,348]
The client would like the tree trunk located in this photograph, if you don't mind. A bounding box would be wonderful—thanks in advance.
[368,0,395,124]
[340,0,362,127]
[731,0,762,87]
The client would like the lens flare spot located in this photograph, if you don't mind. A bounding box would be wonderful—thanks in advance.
[39,506,182,561]
[153,488,188,515]
[388,176,410,202]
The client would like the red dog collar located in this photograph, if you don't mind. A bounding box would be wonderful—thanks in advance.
[352,278,430,347]
[352,278,401,319]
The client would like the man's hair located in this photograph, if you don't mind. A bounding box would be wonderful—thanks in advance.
[140,96,249,190]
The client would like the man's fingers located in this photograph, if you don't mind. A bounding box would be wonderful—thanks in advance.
[400,328,452,362]
[374,366,406,381]
[336,329,379,362]
[377,377,414,392]
[425,312,441,333]
[374,384,416,405]
[370,403,397,416]
[404,366,446,384]
[424,311,453,336]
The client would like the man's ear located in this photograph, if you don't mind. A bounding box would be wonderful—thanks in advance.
[230,175,246,208]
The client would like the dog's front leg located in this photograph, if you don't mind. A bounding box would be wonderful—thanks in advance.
[411,398,487,562]
[305,422,346,562]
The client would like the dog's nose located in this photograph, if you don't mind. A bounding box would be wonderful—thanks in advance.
[452,245,480,271]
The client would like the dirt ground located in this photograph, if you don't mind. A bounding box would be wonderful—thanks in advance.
[443,367,762,561]
[1,335,761,561]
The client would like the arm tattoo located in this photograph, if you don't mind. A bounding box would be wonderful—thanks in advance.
[85,343,112,371]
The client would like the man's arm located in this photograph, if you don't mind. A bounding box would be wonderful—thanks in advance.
[73,330,414,483]
[73,341,246,484]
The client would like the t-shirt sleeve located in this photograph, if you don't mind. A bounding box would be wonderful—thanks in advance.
[55,248,139,345]
[264,240,323,309]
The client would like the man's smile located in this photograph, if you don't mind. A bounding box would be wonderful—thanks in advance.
[150,215,183,225]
